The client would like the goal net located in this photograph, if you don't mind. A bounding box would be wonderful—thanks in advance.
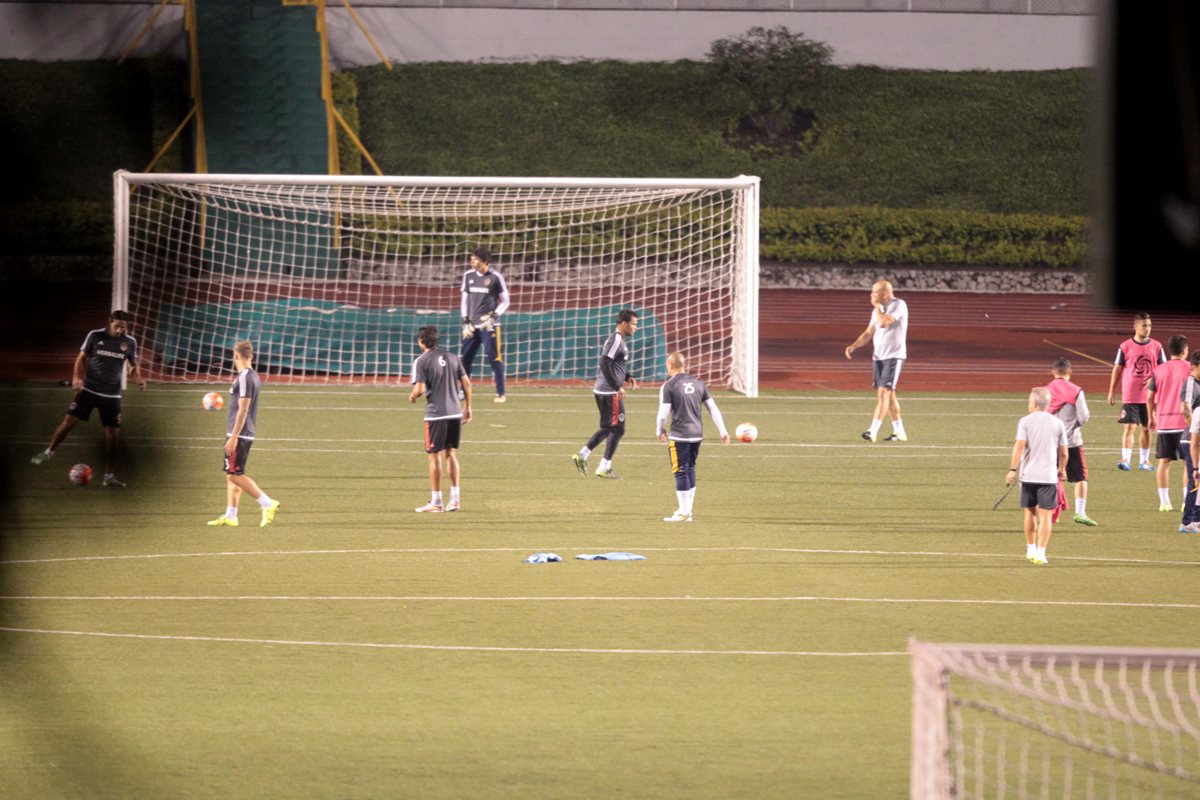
[910,639,1200,800]
[113,172,760,395]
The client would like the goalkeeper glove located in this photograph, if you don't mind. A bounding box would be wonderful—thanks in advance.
[478,312,497,331]
[462,321,476,339]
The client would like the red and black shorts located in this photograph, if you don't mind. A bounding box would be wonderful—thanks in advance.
[1118,403,1150,427]
[594,393,626,430]
[424,418,462,454]
[223,438,253,475]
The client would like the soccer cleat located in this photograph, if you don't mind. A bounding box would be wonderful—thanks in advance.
[1031,554,1049,565]
[860,430,877,442]
[571,454,588,476]
[445,501,460,512]
[1073,513,1098,527]
[1138,462,1155,471]
[1180,522,1200,534]
[260,499,280,527]
[662,511,693,523]
[102,476,126,488]
[1159,502,1174,512]
[883,433,907,442]
[493,396,506,404]
[206,516,238,527]
[30,451,50,465]
[414,502,444,513]
[594,468,622,480]
[1116,461,1132,471]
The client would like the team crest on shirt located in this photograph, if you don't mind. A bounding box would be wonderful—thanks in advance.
[484,278,492,287]
[120,343,129,352]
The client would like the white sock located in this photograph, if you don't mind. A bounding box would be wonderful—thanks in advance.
[1026,543,1036,558]
[104,472,115,481]
[1036,546,1047,561]
[431,491,443,506]
[44,448,54,458]
[450,486,460,503]
[226,506,238,519]
[892,419,906,437]
[869,419,883,436]
[675,490,688,513]
[1140,448,1151,465]
[580,446,592,460]
[1159,487,1171,505]
[256,493,274,508]
[1121,448,1132,463]
[1075,498,1086,515]
[599,458,612,472]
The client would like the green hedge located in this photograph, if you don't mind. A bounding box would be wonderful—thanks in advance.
[760,206,1087,267]
[0,201,111,256]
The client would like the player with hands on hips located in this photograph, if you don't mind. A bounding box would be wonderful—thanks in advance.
[459,246,510,403]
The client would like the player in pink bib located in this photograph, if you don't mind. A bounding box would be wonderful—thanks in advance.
[1106,313,1165,471]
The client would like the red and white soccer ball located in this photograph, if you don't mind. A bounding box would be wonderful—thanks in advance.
[202,391,225,411]
[735,422,758,443]
[68,463,93,486]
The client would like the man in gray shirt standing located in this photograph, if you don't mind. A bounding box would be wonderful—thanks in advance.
[207,340,280,528]
[572,309,638,480]
[1005,387,1068,565]
[410,325,473,512]
[655,352,730,522]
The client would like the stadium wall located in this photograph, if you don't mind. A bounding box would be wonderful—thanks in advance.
[0,3,1095,70]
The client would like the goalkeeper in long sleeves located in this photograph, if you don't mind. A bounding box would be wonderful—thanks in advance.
[459,247,510,403]
[656,351,730,522]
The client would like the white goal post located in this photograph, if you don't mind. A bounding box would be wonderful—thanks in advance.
[113,171,760,395]
[910,639,1200,800]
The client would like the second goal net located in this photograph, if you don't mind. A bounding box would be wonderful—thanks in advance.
[114,172,760,395]
[910,639,1200,800]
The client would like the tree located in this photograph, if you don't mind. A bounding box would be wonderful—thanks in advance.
[707,26,833,145]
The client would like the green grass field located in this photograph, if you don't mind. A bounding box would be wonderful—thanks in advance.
[2,384,1198,799]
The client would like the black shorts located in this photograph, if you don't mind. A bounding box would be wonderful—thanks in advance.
[1020,482,1059,511]
[1118,403,1150,427]
[1065,446,1088,483]
[423,418,462,454]
[594,393,626,430]
[1156,431,1188,461]
[68,390,122,427]
[872,358,904,391]
[223,438,253,475]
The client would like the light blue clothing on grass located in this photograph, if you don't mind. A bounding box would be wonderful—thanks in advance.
[575,552,646,561]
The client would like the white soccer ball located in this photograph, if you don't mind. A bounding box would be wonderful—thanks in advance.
[202,391,225,411]
[68,463,93,486]
[735,422,758,443]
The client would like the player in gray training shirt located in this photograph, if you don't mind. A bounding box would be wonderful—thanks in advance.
[31,309,147,487]
[410,325,473,512]
[207,340,281,528]
[655,352,731,522]
[459,247,510,403]
[572,309,638,479]
[1005,386,1068,565]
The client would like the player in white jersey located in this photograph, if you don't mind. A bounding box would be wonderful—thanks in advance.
[655,352,730,522]
[31,310,147,487]
[206,340,281,528]
[844,279,909,443]
[1006,387,1068,565]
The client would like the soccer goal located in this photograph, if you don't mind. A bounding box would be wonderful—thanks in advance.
[910,639,1200,800]
[113,171,760,395]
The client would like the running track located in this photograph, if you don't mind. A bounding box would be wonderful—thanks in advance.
[3,285,1198,394]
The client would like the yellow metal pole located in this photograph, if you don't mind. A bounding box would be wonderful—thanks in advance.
[141,105,197,173]
[341,0,393,70]
[332,106,384,177]
[316,0,341,176]
[118,0,175,64]
[185,0,206,173]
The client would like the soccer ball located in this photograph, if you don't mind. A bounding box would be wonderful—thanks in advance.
[202,391,225,411]
[735,422,758,443]
[68,463,93,486]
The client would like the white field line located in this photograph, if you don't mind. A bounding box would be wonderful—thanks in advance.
[4,546,1199,568]
[0,626,906,657]
[4,595,1200,611]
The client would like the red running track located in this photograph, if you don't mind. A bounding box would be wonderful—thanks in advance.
[4,284,1198,394]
